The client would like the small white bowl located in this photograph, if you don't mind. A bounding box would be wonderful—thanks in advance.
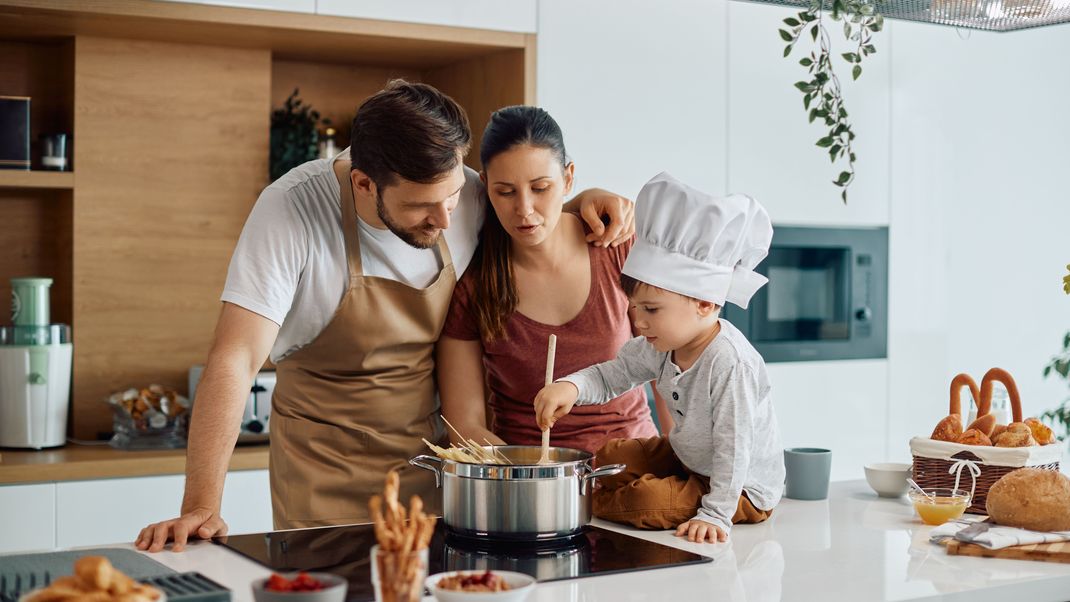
[251,573,347,602]
[426,570,535,602]
[864,462,912,497]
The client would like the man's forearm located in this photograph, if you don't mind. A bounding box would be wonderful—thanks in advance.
[180,356,257,514]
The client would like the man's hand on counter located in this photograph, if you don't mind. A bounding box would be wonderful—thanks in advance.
[135,507,229,553]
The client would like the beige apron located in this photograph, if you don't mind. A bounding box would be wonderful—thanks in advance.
[269,164,453,529]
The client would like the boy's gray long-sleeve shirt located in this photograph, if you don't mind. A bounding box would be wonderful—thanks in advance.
[561,319,785,532]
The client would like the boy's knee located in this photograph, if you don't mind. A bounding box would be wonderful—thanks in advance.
[595,437,637,464]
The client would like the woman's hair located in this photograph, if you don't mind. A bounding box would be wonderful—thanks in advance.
[472,106,569,340]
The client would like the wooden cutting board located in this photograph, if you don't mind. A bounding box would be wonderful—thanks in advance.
[947,539,1070,564]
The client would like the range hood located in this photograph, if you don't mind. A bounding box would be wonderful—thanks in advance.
[738,0,1070,31]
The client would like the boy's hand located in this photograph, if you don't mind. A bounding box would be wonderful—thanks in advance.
[675,519,728,543]
[534,382,579,430]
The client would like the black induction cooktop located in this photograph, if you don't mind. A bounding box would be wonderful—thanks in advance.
[215,522,712,602]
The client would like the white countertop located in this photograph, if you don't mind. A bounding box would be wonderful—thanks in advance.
[101,480,1070,602]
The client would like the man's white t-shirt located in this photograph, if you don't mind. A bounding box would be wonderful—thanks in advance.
[221,150,485,363]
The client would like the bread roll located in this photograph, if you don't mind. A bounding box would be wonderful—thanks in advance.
[1024,418,1055,445]
[74,557,112,591]
[956,429,992,446]
[994,422,1036,447]
[966,414,997,437]
[931,415,963,442]
[986,468,1070,532]
[990,423,1007,441]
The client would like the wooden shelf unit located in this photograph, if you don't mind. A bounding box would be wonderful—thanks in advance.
[0,170,73,189]
[0,0,535,440]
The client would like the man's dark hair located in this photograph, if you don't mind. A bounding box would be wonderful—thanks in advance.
[350,80,471,188]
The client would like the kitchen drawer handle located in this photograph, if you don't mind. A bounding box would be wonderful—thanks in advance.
[580,463,626,495]
[409,454,444,488]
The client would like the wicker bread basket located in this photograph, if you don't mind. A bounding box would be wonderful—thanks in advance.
[910,368,1062,514]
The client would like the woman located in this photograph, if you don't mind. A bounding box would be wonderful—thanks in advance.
[437,106,670,454]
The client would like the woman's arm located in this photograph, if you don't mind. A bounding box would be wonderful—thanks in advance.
[436,335,507,446]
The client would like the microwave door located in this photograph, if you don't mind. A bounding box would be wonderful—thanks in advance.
[752,246,851,345]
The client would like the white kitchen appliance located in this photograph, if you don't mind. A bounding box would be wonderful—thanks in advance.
[0,324,72,449]
[189,364,275,442]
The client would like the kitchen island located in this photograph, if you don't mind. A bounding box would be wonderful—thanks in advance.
[63,480,1070,602]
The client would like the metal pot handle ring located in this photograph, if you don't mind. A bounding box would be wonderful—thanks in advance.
[409,454,445,488]
[580,463,625,494]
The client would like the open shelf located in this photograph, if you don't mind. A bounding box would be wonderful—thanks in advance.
[0,0,533,440]
[0,170,73,190]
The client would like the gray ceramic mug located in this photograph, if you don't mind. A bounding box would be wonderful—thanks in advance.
[784,448,832,500]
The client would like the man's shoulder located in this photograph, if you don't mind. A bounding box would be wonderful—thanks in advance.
[263,158,337,205]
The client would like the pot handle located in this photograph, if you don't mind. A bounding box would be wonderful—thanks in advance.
[409,455,444,488]
[580,463,625,495]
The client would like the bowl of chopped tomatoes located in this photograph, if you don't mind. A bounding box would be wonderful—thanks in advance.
[425,570,535,601]
[252,571,347,602]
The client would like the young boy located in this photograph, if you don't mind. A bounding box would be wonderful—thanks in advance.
[534,172,785,544]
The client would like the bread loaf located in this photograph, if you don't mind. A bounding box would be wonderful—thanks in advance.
[986,468,1070,532]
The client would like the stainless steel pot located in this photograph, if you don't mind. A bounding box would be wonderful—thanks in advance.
[409,445,624,540]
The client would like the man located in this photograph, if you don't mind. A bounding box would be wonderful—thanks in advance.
[136,81,634,551]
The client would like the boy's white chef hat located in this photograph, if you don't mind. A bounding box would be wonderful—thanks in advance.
[622,172,772,308]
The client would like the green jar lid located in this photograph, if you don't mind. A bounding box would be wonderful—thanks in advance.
[10,277,53,286]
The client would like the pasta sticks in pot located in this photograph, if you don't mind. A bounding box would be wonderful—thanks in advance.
[420,416,513,464]
[369,471,436,602]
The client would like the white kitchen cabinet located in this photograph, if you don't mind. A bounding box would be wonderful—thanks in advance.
[154,0,315,13]
[218,469,273,536]
[56,474,185,548]
[0,483,56,553]
[56,470,271,549]
[538,0,728,202]
[316,0,537,33]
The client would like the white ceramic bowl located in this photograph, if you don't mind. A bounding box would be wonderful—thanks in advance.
[864,462,912,497]
[426,570,535,602]
[250,572,347,602]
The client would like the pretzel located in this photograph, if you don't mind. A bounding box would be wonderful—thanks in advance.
[369,471,438,602]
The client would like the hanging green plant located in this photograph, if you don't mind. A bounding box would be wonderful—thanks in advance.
[780,0,883,203]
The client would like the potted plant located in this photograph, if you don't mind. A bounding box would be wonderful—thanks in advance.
[270,88,330,182]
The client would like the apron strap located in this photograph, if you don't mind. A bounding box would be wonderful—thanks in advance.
[436,225,453,269]
[338,166,365,280]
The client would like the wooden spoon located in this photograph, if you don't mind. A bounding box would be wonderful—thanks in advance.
[538,334,557,465]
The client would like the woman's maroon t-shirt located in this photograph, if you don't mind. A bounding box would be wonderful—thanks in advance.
[442,236,657,454]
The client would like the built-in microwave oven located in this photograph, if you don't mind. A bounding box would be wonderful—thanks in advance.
[722,226,888,362]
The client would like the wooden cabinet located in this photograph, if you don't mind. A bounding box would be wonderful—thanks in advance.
[0,0,534,440]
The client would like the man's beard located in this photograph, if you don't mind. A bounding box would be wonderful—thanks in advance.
[376,192,441,249]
